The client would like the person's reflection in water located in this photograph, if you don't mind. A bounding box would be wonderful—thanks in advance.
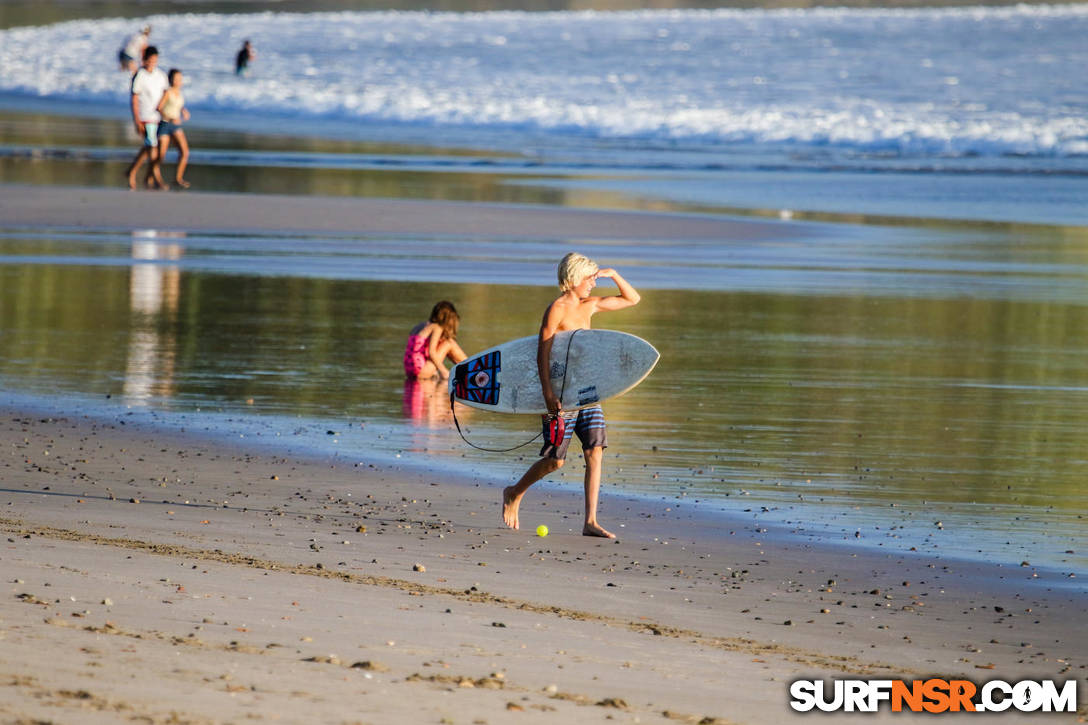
[124,229,184,404]
[402,377,455,428]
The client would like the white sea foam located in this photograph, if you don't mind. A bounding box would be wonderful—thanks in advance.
[1,6,1086,157]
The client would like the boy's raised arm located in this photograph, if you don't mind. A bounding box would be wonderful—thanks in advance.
[537,303,564,415]
[594,268,641,311]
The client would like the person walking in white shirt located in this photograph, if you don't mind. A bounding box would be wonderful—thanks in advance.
[125,46,170,190]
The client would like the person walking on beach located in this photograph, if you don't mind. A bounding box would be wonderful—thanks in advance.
[125,46,170,191]
[152,69,192,189]
[235,40,256,76]
[118,25,151,73]
[403,301,467,380]
[502,253,640,538]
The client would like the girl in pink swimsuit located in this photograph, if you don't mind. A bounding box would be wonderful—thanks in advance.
[403,301,466,379]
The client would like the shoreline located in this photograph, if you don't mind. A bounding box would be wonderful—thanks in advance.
[2,403,1084,723]
[5,383,1085,582]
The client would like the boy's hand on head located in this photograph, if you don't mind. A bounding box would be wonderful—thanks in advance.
[596,268,617,279]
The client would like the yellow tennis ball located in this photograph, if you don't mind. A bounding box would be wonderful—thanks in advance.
[536,525,548,537]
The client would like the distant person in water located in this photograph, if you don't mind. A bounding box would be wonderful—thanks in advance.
[118,25,151,73]
[403,301,466,380]
[152,68,192,189]
[125,46,169,191]
[502,253,640,539]
[235,40,256,76]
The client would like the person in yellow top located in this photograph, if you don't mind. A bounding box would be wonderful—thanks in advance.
[152,68,192,189]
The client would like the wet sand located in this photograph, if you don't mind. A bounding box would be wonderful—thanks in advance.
[0,184,802,242]
[2,409,1084,724]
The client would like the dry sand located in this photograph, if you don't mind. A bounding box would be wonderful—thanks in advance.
[1,409,1084,724]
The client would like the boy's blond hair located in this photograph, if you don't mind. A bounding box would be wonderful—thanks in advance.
[557,252,598,292]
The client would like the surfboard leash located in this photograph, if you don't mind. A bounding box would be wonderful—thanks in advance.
[448,401,542,453]
[449,329,579,453]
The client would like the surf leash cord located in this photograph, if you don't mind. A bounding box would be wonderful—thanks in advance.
[449,329,579,453]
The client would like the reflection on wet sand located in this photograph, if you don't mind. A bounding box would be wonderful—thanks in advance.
[123,230,184,403]
[402,377,453,428]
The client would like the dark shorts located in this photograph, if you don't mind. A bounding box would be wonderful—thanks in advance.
[157,120,180,137]
[539,405,607,460]
[119,50,135,65]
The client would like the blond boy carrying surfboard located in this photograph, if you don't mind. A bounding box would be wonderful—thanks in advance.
[502,252,641,538]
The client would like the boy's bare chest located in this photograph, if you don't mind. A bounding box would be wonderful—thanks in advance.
[555,304,594,331]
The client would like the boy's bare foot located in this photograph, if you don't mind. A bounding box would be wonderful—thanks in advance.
[502,486,521,530]
[582,522,615,538]
[176,179,191,189]
[127,174,138,190]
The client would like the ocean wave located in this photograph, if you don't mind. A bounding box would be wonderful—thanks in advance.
[1,6,1086,158]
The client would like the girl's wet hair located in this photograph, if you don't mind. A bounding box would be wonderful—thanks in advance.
[429,300,460,340]
[168,68,182,84]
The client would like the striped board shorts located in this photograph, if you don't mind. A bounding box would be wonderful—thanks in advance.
[539,405,607,460]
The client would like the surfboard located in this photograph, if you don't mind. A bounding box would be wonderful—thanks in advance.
[449,329,659,414]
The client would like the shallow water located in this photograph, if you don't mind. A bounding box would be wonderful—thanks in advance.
[0,224,1085,574]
